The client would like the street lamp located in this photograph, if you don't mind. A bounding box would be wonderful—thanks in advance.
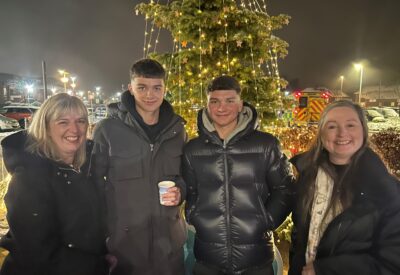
[339,75,344,93]
[95,86,101,104]
[58,70,69,93]
[354,63,363,104]
[25,84,34,104]
[70,76,77,95]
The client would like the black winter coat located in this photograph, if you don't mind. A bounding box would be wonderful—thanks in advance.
[0,131,107,275]
[289,148,400,275]
[183,104,293,274]
[92,93,187,275]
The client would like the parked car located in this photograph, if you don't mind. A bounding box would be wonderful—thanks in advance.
[364,109,386,122]
[0,114,21,132]
[0,105,40,128]
[380,108,399,118]
[95,106,107,118]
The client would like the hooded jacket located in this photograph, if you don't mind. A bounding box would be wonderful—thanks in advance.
[92,91,187,275]
[182,103,293,274]
[289,148,400,275]
[0,131,107,275]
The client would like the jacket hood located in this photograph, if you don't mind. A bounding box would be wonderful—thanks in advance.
[1,131,39,174]
[197,102,258,144]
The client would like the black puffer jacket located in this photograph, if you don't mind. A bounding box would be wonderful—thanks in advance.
[289,148,400,275]
[183,103,293,274]
[0,131,107,275]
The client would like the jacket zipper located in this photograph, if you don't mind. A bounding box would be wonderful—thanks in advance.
[223,143,232,272]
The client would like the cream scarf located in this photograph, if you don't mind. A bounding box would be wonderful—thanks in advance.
[306,168,343,263]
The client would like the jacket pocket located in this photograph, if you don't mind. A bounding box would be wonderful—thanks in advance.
[109,151,143,182]
[162,147,182,177]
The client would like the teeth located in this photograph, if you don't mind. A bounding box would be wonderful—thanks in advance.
[336,140,350,145]
[66,137,78,141]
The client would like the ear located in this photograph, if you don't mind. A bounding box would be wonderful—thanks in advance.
[128,83,134,95]
[238,99,244,112]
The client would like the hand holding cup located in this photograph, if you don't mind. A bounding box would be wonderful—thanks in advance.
[158,181,181,206]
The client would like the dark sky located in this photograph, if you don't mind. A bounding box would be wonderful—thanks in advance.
[1,0,399,95]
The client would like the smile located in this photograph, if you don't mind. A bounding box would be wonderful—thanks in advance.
[335,140,351,145]
[65,136,79,142]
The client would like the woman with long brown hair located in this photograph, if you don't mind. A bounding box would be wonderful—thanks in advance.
[289,100,400,275]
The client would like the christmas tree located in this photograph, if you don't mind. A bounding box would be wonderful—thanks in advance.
[136,0,290,131]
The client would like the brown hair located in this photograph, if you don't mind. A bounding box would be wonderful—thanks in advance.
[297,100,369,224]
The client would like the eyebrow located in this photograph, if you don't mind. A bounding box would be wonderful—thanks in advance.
[326,118,359,123]
[209,96,237,100]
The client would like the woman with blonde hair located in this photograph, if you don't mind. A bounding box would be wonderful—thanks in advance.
[289,100,400,275]
[0,93,107,275]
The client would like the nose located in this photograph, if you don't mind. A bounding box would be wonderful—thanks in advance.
[337,125,347,136]
[69,122,80,133]
[217,101,227,111]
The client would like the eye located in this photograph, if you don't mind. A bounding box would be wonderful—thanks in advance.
[327,125,336,129]
[227,99,236,104]
[78,119,87,124]
[57,120,68,125]
[209,99,218,104]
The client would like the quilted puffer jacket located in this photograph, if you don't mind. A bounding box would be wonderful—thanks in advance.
[183,103,294,274]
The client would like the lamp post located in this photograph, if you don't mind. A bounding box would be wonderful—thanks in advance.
[95,86,101,104]
[58,70,69,93]
[339,75,344,93]
[70,76,77,95]
[25,84,34,104]
[354,64,363,104]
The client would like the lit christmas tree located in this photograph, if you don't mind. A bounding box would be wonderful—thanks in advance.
[136,0,290,133]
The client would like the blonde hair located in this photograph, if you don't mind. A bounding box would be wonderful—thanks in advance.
[27,93,88,168]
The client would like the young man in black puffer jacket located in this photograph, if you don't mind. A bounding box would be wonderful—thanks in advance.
[183,76,294,275]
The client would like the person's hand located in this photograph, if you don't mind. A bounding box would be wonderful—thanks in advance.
[161,186,181,206]
[302,262,316,275]
[105,254,118,272]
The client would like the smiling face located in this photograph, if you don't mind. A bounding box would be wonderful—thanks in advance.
[48,112,88,165]
[129,77,165,120]
[207,89,243,138]
[321,106,364,164]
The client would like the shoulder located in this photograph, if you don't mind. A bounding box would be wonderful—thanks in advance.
[289,152,310,173]
[354,148,400,203]
[183,136,204,153]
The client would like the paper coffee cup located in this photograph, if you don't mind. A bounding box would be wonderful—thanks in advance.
[158,180,175,205]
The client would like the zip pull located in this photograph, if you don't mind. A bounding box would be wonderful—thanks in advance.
[150,144,154,152]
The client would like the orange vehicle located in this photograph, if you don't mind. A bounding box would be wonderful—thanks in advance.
[292,88,332,126]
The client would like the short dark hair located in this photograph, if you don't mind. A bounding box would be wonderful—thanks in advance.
[130,59,166,80]
[207,75,241,94]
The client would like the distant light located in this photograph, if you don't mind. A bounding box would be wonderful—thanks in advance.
[25,84,34,93]
[354,63,363,70]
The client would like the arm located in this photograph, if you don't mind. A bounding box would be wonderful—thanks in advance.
[313,200,400,275]
[264,137,295,230]
[161,129,188,206]
[3,165,58,274]
[182,149,198,224]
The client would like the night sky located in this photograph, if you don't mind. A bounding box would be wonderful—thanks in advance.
[1,0,399,94]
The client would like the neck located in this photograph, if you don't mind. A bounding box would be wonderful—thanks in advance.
[136,109,160,125]
[215,123,237,140]
[61,156,74,166]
